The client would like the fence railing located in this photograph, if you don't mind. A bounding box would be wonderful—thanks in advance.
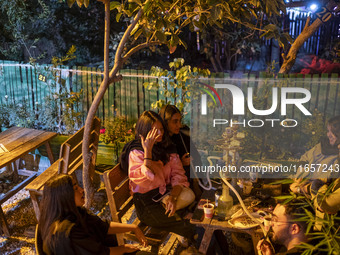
[0,60,339,131]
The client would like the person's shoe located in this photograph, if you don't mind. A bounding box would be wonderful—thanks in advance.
[176,234,189,248]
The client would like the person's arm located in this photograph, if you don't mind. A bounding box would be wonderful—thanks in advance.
[165,185,182,216]
[164,155,190,216]
[140,127,163,176]
[257,240,274,255]
[316,180,340,214]
[107,222,138,234]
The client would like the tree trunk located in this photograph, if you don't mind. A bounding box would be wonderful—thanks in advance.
[82,0,111,208]
[279,0,339,74]
[82,0,150,208]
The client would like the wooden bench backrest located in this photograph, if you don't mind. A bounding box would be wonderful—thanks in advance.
[102,164,174,252]
[58,117,100,174]
[103,163,133,223]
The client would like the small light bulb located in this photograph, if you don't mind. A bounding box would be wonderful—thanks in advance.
[310,4,318,11]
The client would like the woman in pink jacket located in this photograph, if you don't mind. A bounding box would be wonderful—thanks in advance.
[120,111,195,241]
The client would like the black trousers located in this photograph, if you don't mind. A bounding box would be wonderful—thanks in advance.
[133,188,195,239]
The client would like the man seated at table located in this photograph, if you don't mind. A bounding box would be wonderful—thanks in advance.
[257,201,311,255]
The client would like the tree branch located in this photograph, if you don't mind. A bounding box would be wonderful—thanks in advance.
[279,0,339,74]
[122,41,161,63]
[113,1,149,68]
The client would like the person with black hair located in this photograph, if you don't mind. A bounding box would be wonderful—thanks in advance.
[290,116,340,213]
[257,201,312,255]
[159,105,202,199]
[38,174,148,255]
[120,110,195,242]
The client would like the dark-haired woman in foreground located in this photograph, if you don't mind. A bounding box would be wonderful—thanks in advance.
[120,111,195,243]
[38,174,148,255]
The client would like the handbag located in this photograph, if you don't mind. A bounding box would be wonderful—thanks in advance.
[161,186,195,210]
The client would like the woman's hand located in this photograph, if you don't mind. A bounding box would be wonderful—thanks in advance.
[257,240,274,255]
[133,226,148,247]
[140,127,161,154]
[181,153,191,166]
[165,195,177,217]
[290,178,302,194]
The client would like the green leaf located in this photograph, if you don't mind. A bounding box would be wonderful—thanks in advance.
[131,23,139,35]
[155,19,163,30]
[67,0,76,8]
[143,0,152,13]
[274,195,295,200]
[170,34,179,47]
[156,31,166,42]
[129,0,142,6]
[179,38,187,49]
[76,0,83,8]
[110,1,121,11]
[116,13,122,22]
[134,29,143,40]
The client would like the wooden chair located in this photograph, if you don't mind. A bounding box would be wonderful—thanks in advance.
[35,224,46,255]
[103,163,177,254]
[26,117,101,221]
[58,117,100,176]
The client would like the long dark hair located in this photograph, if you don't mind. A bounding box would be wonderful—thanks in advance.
[159,104,181,130]
[328,116,340,146]
[135,110,174,164]
[38,174,85,251]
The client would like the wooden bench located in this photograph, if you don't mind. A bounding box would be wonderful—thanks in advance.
[103,163,177,254]
[26,117,101,221]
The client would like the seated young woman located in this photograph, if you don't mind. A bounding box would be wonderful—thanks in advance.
[38,174,148,255]
[290,115,340,214]
[159,105,202,199]
[120,110,195,242]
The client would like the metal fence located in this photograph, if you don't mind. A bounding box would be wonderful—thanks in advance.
[0,60,339,129]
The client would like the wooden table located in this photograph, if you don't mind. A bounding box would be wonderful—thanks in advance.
[191,190,264,254]
[0,127,57,236]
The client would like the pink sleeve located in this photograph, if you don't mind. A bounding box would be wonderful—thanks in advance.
[169,153,190,187]
[128,150,155,186]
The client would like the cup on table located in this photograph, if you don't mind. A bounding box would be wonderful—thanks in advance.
[263,215,272,231]
[243,181,253,196]
[203,203,214,219]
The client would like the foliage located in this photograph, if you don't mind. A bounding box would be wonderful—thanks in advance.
[195,0,291,72]
[0,47,83,134]
[35,46,83,134]
[100,116,135,164]
[302,110,326,150]
[0,0,51,60]
[0,0,104,65]
[144,58,210,111]
[0,98,36,129]
[66,0,290,70]
[99,116,135,145]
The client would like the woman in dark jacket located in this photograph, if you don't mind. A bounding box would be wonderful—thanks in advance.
[38,174,147,255]
[159,105,202,199]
